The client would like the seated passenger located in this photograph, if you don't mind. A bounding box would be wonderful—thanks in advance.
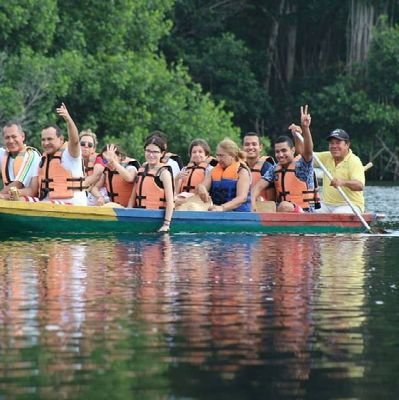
[196,138,251,212]
[79,129,98,176]
[0,121,41,200]
[84,144,139,206]
[175,138,216,208]
[315,129,364,213]
[145,130,182,178]
[127,135,174,232]
[251,105,317,213]
[39,103,87,205]
[242,131,276,203]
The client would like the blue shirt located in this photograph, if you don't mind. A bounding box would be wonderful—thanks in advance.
[262,156,314,188]
[260,158,275,176]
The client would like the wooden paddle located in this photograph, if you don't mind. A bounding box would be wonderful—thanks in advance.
[363,161,373,172]
[293,131,373,233]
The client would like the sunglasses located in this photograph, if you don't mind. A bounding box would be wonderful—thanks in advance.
[80,141,94,148]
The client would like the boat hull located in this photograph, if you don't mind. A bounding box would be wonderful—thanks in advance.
[0,199,378,235]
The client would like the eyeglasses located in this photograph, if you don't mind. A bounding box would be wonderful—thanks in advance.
[216,153,229,158]
[145,149,161,155]
[80,141,94,148]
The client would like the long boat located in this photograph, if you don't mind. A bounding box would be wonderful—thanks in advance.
[0,199,382,235]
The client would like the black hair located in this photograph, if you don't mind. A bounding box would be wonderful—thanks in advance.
[275,135,294,148]
[146,130,168,144]
[242,131,261,144]
[42,124,63,138]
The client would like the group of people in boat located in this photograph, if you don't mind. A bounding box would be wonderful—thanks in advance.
[0,103,365,232]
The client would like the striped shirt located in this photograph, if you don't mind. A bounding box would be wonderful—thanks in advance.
[0,147,41,187]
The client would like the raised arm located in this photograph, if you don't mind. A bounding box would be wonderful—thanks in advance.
[103,145,137,182]
[288,123,303,155]
[300,105,314,162]
[56,103,80,158]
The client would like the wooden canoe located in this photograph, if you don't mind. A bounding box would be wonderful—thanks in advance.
[0,199,382,235]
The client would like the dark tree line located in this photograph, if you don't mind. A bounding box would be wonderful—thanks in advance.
[163,0,399,179]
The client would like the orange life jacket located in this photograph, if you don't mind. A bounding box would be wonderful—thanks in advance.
[248,156,276,201]
[178,161,209,193]
[134,164,173,209]
[1,146,40,185]
[210,161,251,212]
[274,160,320,210]
[38,149,86,200]
[105,160,139,207]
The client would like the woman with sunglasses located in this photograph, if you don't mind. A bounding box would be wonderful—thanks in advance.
[128,135,174,232]
[196,138,251,212]
[79,129,98,177]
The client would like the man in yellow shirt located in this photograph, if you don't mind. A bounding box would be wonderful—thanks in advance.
[314,129,365,213]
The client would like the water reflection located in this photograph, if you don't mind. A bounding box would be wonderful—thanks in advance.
[0,234,397,399]
[313,238,367,380]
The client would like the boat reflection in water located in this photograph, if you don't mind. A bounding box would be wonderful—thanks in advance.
[313,237,367,379]
[0,233,371,398]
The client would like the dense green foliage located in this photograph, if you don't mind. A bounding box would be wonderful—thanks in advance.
[0,0,239,162]
[162,0,399,178]
[1,1,399,175]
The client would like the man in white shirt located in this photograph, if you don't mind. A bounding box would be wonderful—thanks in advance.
[38,103,87,205]
[0,122,41,200]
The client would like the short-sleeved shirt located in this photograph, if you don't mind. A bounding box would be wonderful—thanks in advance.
[167,158,181,178]
[260,158,275,176]
[314,150,365,212]
[262,156,314,188]
[0,146,41,188]
[94,154,107,168]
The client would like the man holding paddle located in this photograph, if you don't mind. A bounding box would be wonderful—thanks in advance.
[290,124,365,214]
[314,129,365,213]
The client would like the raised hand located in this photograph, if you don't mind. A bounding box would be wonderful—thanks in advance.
[300,105,311,128]
[103,144,119,163]
[56,102,72,121]
[288,123,302,135]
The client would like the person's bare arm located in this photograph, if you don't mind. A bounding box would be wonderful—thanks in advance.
[251,178,270,211]
[330,178,364,191]
[158,169,175,232]
[56,103,80,158]
[195,173,212,203]
[288,123,303,155]
[210,168,251,211]
[300,105,314,162]
[127,182,137,208]
[83,164,105,188]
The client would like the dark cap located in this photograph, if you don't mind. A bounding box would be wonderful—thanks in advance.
[327,129,350,141]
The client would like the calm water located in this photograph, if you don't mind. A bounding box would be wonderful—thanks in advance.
[0,186,398,399]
